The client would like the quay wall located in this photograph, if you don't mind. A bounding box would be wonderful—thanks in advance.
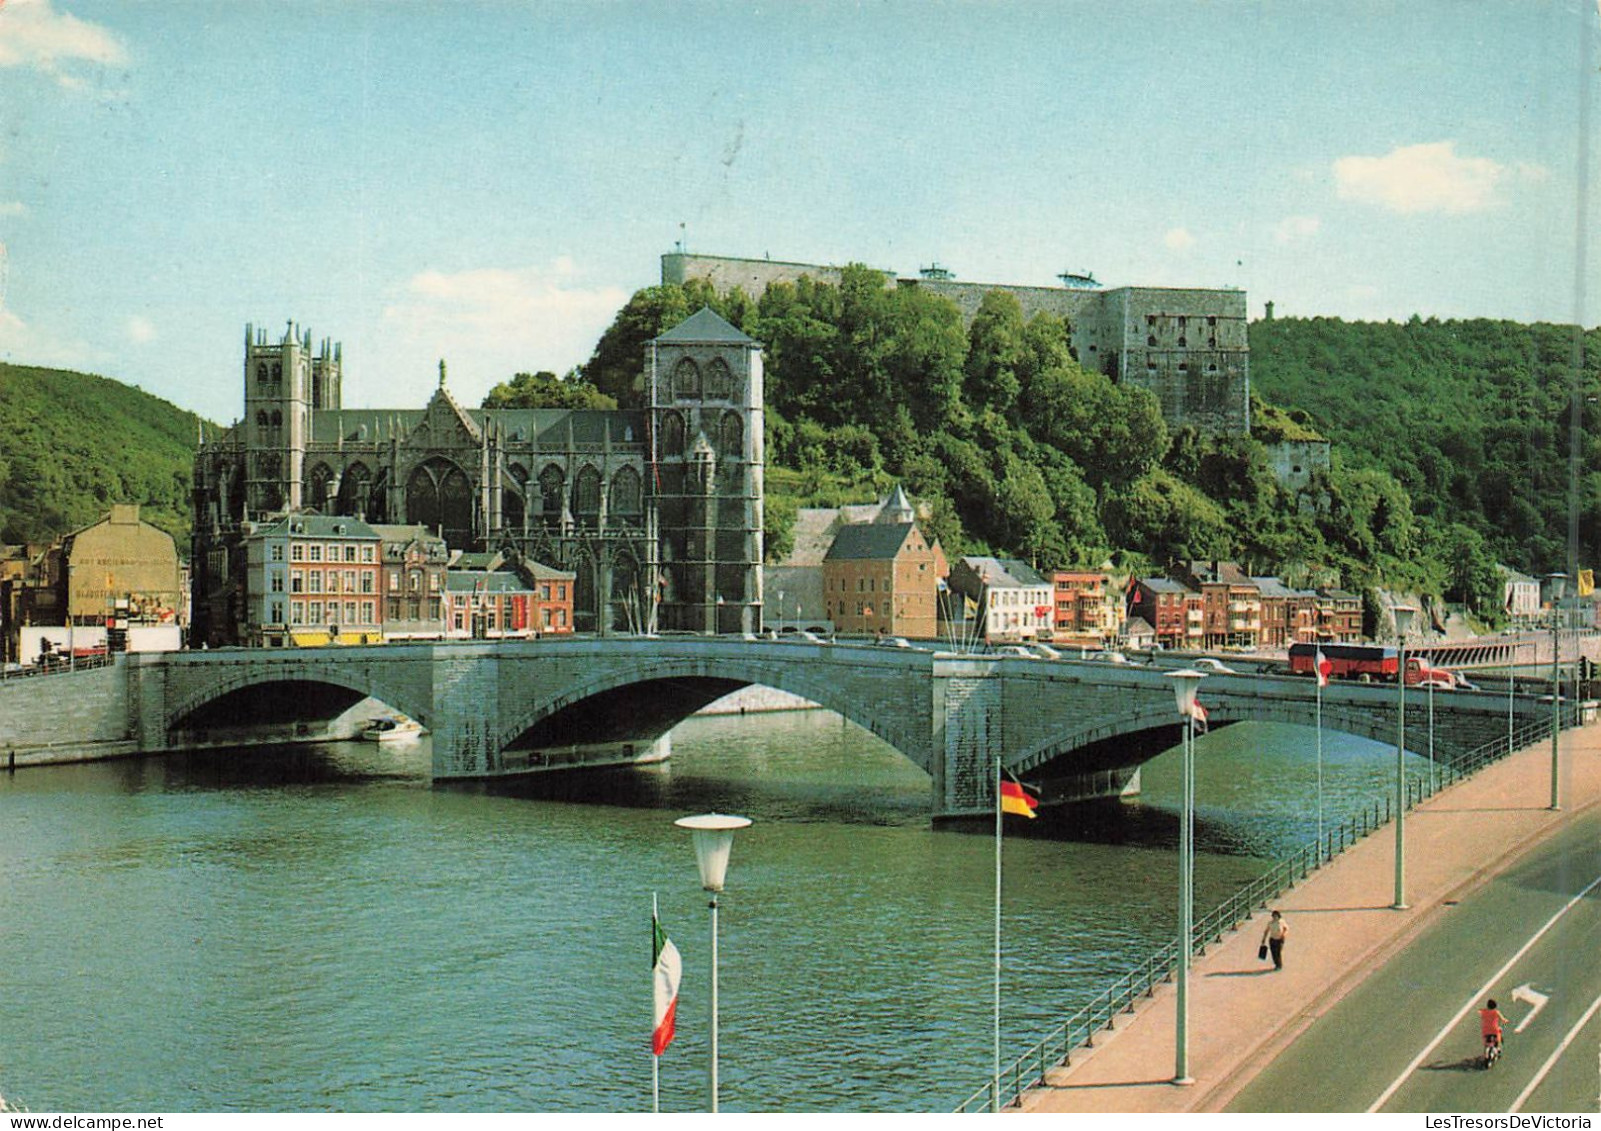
[0,660,136,766]
[0,659,819,767]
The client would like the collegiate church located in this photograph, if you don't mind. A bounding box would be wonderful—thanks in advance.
[190,308,765,643]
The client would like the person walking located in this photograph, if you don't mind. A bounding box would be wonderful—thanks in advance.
[1260,910,1289,970]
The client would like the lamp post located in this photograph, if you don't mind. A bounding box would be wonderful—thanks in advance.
[1545,573,1566,811]
[674,812,752,1113]
[1167,668,1206,1086]
[1392,605,1416,910]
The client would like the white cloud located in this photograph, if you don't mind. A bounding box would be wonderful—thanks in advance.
[0,306,105,370]
[380,260,629,396]
[1333,142,1542,215]
[1271,215,1321,245]
[0,202,26,217]
[1163,227,1196,251]
[125,315,156,343]
[0,0,128,87]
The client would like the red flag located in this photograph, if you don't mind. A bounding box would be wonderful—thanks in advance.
[1314,649,1332,688]
[1188,699,1209,733]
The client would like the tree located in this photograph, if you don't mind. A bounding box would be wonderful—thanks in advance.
[965,290,1027,417]
[481,369,617,410]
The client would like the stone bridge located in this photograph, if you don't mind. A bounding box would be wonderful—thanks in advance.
[125,639,1552,819]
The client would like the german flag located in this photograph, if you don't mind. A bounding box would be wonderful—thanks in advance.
[1000,776,1039,819]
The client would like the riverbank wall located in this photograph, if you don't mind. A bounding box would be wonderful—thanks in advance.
[0,659,136,767]
[0,659,822,769]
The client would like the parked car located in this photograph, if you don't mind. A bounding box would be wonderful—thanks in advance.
[1084,650,1130,664]
[876,635,915,649]
[1030,643,1063,659]
[995,645,1038,659]
[1192,657,1237,674]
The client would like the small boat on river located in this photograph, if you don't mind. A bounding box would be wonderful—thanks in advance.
[362,715,423,743]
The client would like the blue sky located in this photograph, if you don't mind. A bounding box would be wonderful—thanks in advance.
[1,0,1596,423]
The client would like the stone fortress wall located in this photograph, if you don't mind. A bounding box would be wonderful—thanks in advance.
[662,252,1249,436]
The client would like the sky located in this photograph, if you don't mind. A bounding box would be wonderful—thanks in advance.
[0,0,1597,424]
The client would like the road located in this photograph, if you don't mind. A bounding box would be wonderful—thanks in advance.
[1227,806,1601,1113]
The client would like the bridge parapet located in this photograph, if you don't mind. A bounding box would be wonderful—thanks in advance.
[127,643,1554,820]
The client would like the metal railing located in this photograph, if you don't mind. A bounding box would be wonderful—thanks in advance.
[0,653,117,681]
[955,715,1558,1112]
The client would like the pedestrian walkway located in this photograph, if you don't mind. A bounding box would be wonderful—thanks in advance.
[1018,723,1601,1113]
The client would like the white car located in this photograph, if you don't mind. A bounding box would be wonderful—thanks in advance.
[1193,657,1237,674]
[1030,643,1063,659]
[1084,650,1130,664]
[995,645,1038,659]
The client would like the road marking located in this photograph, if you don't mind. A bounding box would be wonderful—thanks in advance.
[1367,870,1601,1112]
[1511,983,1549,1033]
[1508,988,1601,1112]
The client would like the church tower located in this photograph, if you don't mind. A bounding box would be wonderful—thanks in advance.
[241,322,340,515]
[648,308,764,635]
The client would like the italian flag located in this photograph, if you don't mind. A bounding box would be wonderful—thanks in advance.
[652,912,681,1057]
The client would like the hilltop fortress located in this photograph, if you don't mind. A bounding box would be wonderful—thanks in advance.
[663,252,1251,437]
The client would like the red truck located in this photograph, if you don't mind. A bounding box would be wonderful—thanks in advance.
[1289,643,1464,687]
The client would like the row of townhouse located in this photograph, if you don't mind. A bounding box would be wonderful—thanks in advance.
[238,513,575,647]
[778,489,1369,650]
[1129,560,1362,652]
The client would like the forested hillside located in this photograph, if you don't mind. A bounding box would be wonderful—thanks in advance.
[0,362,203,545]
[1250,316,1601,581]
[579,273,1600,620]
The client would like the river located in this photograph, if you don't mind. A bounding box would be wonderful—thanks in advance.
[0,708,1438,1113]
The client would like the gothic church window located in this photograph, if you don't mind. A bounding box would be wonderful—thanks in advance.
[719,412,743,458]
[661,411,685,458]
[609,465,642,516]
[574,465,602,530]
[673,358,701,399]
[705,358,732,400]
[538,464,565,525]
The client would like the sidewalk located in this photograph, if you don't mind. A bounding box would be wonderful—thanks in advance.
[1019,723,1601,1113]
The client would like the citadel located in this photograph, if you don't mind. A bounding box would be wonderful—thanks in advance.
[191,252,1253,641]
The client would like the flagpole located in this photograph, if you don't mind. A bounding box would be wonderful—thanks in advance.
[652,892,661,1115]
[993,754,1002,1113]
[1315,659,1324,849]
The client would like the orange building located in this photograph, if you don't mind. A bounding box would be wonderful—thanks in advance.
[821,488,945,639]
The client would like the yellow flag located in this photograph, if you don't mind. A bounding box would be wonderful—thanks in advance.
[1579,569,1594,597]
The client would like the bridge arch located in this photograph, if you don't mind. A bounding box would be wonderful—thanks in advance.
[496,652,934,772]
[164,663,434,743]
[1008,684,1445,779]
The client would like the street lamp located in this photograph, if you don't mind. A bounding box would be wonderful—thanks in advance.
[1167,668,1206,1086]
[674,812,752,1113]
[1545,573,1566,811]
[1392,605,1416,910]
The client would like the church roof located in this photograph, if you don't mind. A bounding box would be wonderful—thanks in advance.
[653,307,755,345]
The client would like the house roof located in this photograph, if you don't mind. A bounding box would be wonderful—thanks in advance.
[250,514,378,540]
[1138,577,1193,594]
[825,523,915,562]
[653,306,755,345]
[962,556,1048,588]
[445,570,532,595]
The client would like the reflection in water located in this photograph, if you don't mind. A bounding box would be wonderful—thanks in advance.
[0,711,1423,1112]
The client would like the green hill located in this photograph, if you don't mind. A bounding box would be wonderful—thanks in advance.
[0,362,206,547]
[1250,315,1601,576]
